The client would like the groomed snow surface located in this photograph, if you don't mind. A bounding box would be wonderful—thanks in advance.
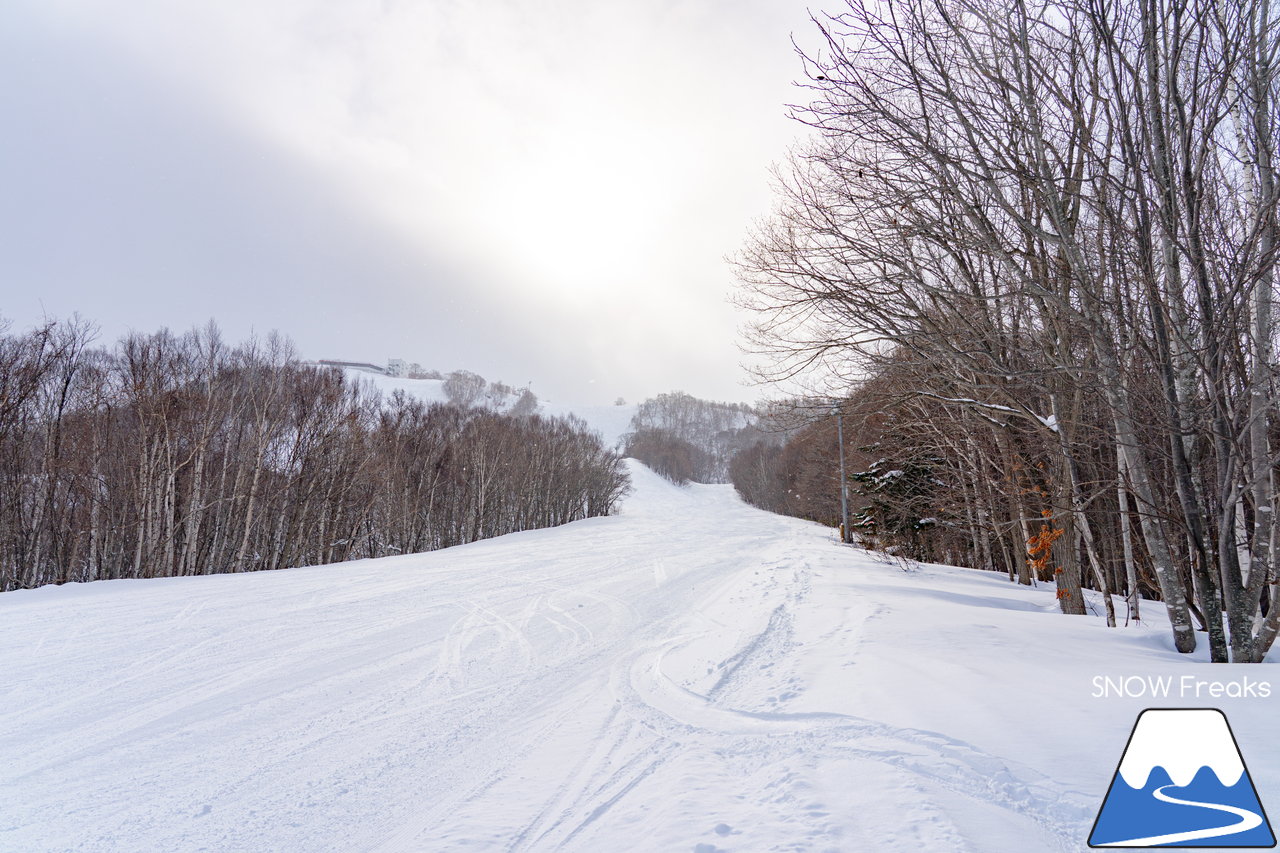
[1,461,1276,852]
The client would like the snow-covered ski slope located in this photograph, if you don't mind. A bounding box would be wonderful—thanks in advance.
[1,461,1275,852]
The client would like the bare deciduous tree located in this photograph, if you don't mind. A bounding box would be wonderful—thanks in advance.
[0,320,630,592]
[736,0,1280,660]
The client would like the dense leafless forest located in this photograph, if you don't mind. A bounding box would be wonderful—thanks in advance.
[622,392,766,484]
[0,319,629,591]
[735,0,1280,661]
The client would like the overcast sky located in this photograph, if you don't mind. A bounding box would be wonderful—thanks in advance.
[1,0,820,405]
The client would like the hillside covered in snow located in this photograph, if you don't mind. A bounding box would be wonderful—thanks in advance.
[350,369,772,483]
[3,460,1274,852]
[345,368,640,449]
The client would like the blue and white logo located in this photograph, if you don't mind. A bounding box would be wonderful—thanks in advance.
[1089,708,1275,847]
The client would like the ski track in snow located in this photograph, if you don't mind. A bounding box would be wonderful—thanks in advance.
[1,460,1274,852]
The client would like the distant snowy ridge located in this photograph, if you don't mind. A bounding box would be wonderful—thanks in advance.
[1117,709,1245,789]
[348,372,449,406]
[341,369,638,448]
[330,368,762,462]
[344,371,532,413]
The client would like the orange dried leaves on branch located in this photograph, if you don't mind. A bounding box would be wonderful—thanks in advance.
[1027,509,1064,581]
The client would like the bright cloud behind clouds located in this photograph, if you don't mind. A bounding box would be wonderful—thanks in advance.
[3,0,817,404]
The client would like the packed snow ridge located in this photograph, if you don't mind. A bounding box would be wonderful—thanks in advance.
[2,462,1276,852]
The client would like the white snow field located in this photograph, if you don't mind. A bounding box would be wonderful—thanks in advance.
[1,461,1276,852]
